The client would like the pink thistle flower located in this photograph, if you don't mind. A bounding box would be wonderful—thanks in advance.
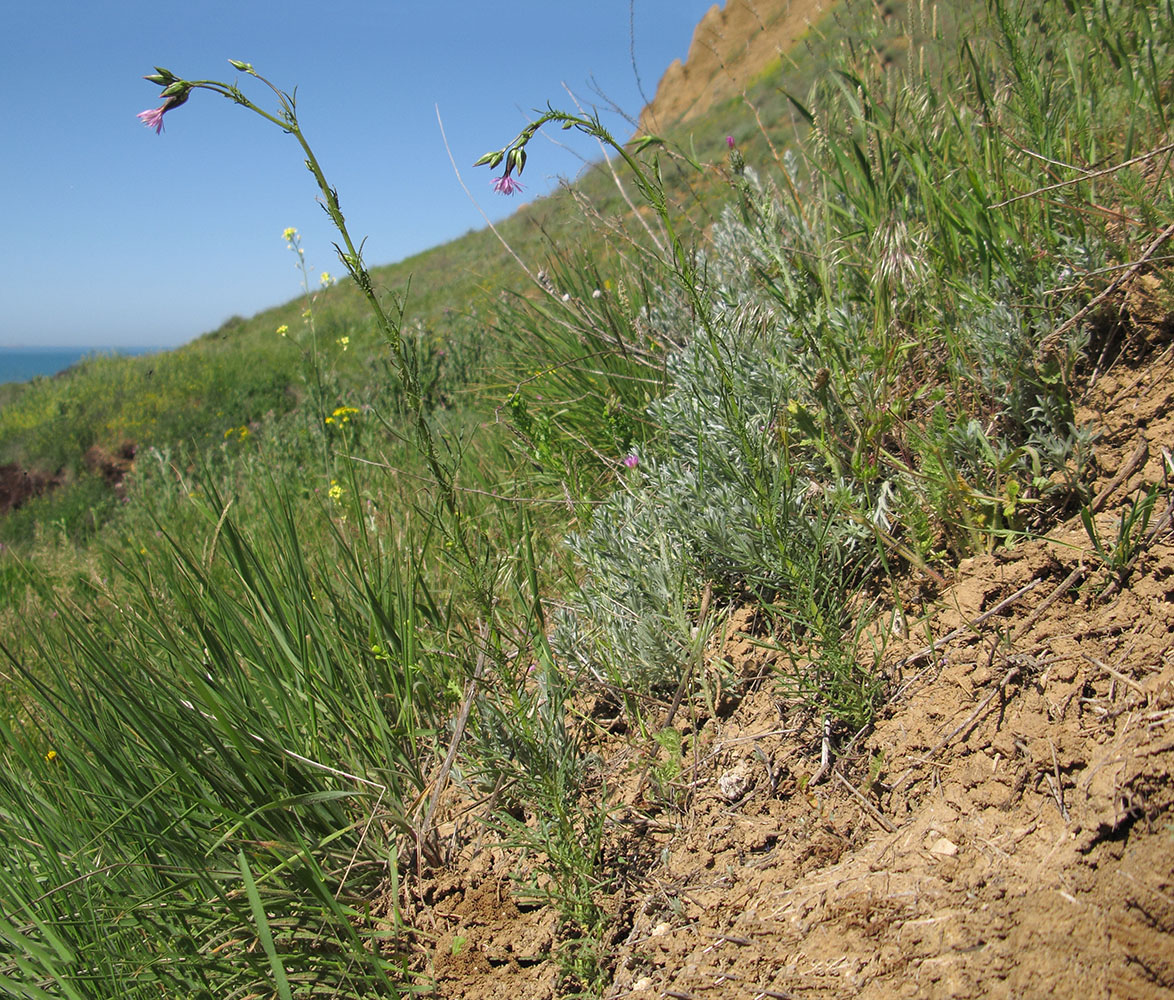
[492,174,523,196]
[136,92,189,134]
[621,453,639,469]
[137,106,167,133]
[726,135,735,149]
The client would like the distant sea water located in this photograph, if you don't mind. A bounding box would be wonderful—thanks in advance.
[0,347,157,386]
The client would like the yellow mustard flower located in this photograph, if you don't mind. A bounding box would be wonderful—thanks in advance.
[327,405,359,426]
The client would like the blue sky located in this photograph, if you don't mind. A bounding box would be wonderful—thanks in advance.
[0,1,717,349]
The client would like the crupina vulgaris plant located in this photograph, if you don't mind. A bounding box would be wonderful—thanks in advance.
[135,61,612,994]
[138,62,494,624]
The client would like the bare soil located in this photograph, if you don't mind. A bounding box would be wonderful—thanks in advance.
[0,463,61,516]
[640,0,832,131]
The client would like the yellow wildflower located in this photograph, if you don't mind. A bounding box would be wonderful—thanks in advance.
[282,227,297,243]
[45,750,57,762]
[327,405,359,426]
[276,324,289,337]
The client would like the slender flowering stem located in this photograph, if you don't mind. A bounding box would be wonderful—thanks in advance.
[137,62,497,623]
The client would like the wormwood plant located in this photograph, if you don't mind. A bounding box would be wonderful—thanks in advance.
[481,0,1173,739]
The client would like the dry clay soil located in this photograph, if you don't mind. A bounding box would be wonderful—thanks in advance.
[386,292,1174,999]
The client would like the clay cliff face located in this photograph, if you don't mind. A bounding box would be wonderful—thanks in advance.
[639,0,829,131]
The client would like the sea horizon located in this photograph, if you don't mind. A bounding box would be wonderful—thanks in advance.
[0,346,160,386]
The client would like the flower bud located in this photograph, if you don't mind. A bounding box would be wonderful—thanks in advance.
[228,59,254,72]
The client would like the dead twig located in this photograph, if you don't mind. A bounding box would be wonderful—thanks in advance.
[809,715,833,785]
[1083,653,1148,697]
[892,662,1026,791]
[834,770,896,832]
[1011,564,1087,641]
[990,141,1174,209]
[414,623,488,870]
[1090,440,1148,514]
[1038,221,1174,359]
[1047,739,1069,822]
[901,579,1041,668]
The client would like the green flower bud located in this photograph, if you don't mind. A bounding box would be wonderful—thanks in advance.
[228,59,254,72]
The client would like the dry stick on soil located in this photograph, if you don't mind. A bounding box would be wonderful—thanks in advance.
[890,661,1026,792]
[808,715,833,785]
[900,578,1041,669]
[1037,220,1174,360]
[1047,739,1069,822]
[833,770,896,833]
[1089,440,1149,514]
[414,624,489,870]
[1083,653,1148,697]
[1010,564,1087,642]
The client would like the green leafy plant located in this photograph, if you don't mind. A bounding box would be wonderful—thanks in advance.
[1081,484,1161,589]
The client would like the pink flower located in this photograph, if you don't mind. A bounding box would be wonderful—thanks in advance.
[136,92,188,134]
[492,174,523,196]
[726,135,735,149]
[137,106,167,133]
[621,453,639,469]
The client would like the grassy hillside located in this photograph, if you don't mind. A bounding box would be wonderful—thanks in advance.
[1,0,1172,997]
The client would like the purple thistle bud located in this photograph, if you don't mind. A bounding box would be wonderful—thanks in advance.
[726,135,735,149]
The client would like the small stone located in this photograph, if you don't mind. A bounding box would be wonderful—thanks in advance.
[929,836,958,856]
[718,763,753,802]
